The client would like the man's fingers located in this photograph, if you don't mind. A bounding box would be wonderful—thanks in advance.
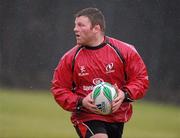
[113,96,120,102]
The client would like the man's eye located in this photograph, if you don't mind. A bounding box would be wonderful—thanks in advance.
[78,24,85,27]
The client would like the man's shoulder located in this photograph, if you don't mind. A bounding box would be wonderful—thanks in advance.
[107,36,137,53]
[107,36,132,47]
[61,45,81,59]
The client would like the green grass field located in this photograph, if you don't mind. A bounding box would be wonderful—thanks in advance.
[0,88,180,138]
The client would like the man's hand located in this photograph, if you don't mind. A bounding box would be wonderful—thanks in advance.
[112,85,125,113]
[82,93,100,114]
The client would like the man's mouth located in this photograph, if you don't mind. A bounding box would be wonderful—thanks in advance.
[75,34,80,38]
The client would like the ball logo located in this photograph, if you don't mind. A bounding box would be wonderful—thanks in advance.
[96,102,106,112]
[93,78,104,85]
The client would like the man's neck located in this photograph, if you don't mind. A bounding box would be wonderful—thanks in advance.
[89,36,105,47]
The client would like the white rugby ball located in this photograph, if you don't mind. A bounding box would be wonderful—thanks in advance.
[91,82,117,115]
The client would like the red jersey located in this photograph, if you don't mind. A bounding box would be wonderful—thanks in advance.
[51,36,149,124]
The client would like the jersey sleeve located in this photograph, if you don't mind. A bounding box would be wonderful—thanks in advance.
[51,55,79,112]
[122,46,149,100]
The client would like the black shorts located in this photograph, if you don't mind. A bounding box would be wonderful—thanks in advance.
[74,120,124,138]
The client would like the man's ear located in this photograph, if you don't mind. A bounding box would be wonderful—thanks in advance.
[93,24,101,33]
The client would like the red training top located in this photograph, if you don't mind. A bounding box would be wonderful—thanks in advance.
[51,36,149,125]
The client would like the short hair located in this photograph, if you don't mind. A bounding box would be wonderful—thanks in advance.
[75,7,106,32]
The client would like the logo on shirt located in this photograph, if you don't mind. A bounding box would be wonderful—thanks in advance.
[78,65,89,76]
[93,78,104,85]
[106,63,115,73]
[83,78,104,91]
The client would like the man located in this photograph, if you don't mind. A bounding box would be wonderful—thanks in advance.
[51,7,149,138]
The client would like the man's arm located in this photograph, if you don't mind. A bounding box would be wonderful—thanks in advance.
[122,47,149,101]
[51,57,80,112]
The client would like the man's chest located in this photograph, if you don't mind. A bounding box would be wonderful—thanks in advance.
[73,49,124,86]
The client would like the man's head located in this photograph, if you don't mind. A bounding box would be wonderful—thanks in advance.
[74,8,106,45]
[75,7,106,32]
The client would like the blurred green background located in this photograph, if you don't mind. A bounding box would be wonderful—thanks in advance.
[1,89,180,138]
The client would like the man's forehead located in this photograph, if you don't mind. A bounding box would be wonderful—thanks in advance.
[75,16,90,23]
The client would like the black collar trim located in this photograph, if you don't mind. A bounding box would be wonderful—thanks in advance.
[83,42,106,50]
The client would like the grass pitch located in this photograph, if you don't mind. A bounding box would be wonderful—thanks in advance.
[0,88,179,138]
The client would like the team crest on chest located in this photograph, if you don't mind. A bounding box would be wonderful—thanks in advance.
[78,65,89,76]
[106,62,115,73]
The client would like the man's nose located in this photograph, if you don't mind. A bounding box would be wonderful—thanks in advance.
[74,26,78,32]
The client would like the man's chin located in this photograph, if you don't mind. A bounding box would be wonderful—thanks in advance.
[76,41,83,45]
